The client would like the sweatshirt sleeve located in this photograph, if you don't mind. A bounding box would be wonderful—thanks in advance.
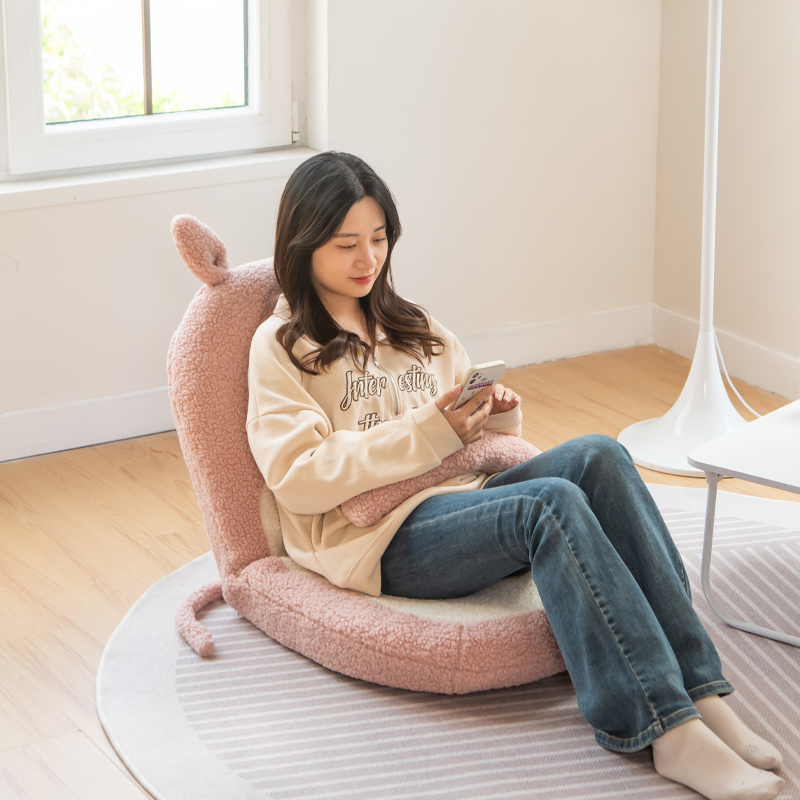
[247,327,464,516]
[484,404,523,437]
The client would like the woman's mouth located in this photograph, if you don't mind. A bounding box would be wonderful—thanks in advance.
[350,274,374,285]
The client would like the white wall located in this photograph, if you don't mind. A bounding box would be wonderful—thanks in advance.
[655,0,800,399]
[327,0,662,337]
[0,178,286,412]
[1,0,665,459]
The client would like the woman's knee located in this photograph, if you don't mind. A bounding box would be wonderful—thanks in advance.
[581,433,630,459]
[573,434,634,475]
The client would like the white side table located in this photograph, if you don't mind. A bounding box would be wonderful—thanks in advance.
[687,399,800,647]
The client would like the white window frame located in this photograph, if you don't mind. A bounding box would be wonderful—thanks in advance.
[2,0,293,176]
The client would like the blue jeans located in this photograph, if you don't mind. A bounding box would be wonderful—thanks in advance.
[380,434,734,752]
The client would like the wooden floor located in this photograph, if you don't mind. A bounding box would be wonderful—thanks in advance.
[0,344,796,799]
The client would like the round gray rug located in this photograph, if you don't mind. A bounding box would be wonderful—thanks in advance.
[97,485,800,799]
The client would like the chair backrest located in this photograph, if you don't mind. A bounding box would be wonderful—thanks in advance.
[167,215,281,578]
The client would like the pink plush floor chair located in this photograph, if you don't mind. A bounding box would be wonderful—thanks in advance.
[169,215,565,693]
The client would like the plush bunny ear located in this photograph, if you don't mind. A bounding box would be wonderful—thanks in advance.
[171,214,230,286]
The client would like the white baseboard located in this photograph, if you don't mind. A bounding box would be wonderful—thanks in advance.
[652,306,800,402]
[3,303,796,463]
[0,387,175,463]
[459,304,654,368]
[3,306,654,463]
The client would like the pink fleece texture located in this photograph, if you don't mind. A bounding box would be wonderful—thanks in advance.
[342,432,541,526]
[175,581,223,657]
[168,214,565,693]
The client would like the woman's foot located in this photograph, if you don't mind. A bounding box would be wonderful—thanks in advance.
[652,719,784,800]
[695,695,783,770]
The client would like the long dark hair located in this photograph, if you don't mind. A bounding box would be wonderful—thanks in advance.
[272,151,445,375]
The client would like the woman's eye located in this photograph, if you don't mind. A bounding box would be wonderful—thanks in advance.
[374,237,387,244]
[338,244,356,250]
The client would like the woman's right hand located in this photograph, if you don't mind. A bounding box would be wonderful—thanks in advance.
[434,385,494,445]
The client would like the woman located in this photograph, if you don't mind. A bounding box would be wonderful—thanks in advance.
[247,151,784,800]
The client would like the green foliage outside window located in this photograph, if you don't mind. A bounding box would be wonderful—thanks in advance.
[41,0,144,123]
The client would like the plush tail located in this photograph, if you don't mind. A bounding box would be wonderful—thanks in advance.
[176,581,224,656]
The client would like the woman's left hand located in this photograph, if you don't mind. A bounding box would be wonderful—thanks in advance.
[489,384,521,415]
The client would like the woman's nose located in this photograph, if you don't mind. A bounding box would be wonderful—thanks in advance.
[358,243,379,266]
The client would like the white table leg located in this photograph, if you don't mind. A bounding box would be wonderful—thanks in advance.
[700,471,800,647]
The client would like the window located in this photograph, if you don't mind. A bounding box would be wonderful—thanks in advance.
[3,0,292,176]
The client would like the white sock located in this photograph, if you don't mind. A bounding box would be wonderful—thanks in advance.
[652,719,785,800]
[695,695,783,770]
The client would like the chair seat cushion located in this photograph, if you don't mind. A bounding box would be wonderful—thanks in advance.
[224,556,565,694]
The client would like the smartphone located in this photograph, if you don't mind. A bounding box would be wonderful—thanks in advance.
[453,361,506,411]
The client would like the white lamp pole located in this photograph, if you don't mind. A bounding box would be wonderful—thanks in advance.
[617,0,747,477]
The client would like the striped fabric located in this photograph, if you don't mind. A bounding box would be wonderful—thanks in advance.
[99,486,800,800]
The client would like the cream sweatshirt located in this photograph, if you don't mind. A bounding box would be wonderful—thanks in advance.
[246,295,523,596]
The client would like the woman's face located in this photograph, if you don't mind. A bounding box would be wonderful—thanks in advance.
[311,196,388,309]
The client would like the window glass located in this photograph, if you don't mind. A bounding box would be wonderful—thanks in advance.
[41,0,145,123]
[40,0,247,124]
[150,0,246,114]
